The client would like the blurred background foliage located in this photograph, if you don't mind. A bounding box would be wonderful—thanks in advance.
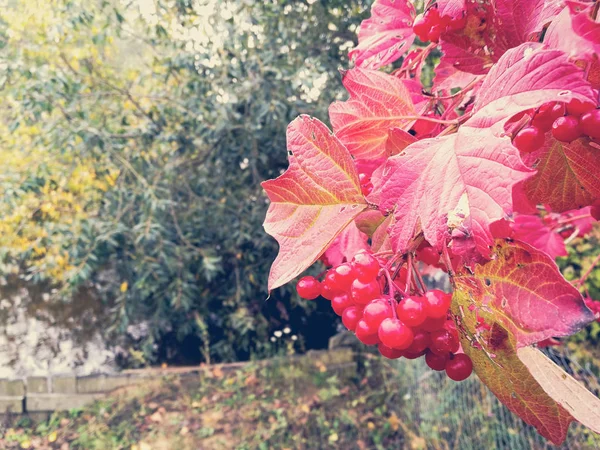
[0,0,372,365]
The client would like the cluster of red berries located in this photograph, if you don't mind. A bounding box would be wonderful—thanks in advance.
[413,7,466,43]
[296,251,473,382]
[513,99,600,153]
[358,173,373,196]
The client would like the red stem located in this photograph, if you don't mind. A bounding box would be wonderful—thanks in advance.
[405,253,413,295]
[382,268,399,319]
[411,260,428,294]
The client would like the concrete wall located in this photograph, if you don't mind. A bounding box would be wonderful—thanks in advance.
[0,347,356,416]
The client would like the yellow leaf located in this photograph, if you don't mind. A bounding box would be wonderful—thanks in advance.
[120,281,128,293]
[328,433,339,443]
[367,422,375,430]
[20,440,31,449]
[388,412,400,431]
[48,431,58,442]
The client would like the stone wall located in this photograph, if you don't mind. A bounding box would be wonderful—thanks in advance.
[0,347,356,417]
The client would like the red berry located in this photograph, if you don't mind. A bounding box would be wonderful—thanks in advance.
[447,14,466,31]
[427,24,443,42]
[413,14,430,42]
[396,296,428,327]
[580,109,600,139]
[321,270,343,300]
[513,126,545,153]
[363,299,393,330]
[425,350,448,371]
[361,181,374,196]
[332,263,357,292]
[378,318,414,350]
[445,353,473,381]
[424,290,452,319]
[406,329,430,353]
[355,319,380,346]
[342,306,363,331]
[420,315,447,332]
[378,343,404,359]
[566,98,595,117]
[424,7,441,26]
[552,115,582,142]
[416,246,440,266]
[296,276,321,300]
[352,251,380,281]
[429,329,460,355]
[533,102,565,131]
[350,278,381,305]
[331,294,354,316]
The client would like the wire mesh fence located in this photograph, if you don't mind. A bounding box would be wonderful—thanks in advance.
[385,346,600,450]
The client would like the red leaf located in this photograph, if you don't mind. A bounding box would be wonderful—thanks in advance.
[262,116,368,290]
[349,0,416,70]
[377,44,592,255]
[322,221,369,267]
[512,214,568,259]
[520,137,600,212]
[329,68,416,160]
[458,240,594,347]
[452,240,596,442]
[495,0,557,48]
[453,290,576,444]
[385,127,417,156]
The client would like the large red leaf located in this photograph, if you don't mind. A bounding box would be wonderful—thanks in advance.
[453,290,575,444]
[457,240,594,346]
[452,240,595,443]
[377,44,593,255]
[329,68,416,160]
[262,116,368,290]
[512,214,568,259]
[520,137,600,212]
[348,0,415,70]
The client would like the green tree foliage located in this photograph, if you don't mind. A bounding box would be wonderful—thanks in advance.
[0,0,370,363]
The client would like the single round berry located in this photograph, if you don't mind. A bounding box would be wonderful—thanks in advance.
[322,270,344,298]
[424,290,452,319]
[552,115,582,142]
[378,318,414,350]
[378,343,404,359]
[425,350,448,371]
[352,251,380,281]
[355,319,380,346]
[321,283,336,301]
[296,276,321,300]
[332,263,357,293]
[445,353,473,381]
[420,315,447,332]
[566,98,595,117]
[350,278,381,305]
[342,306,363,331]
[331,294,354,316]
[361,181,374,196]
[363,299,393,330]
[427,23,443,42]
[412,14,430,42]
[397,296,428,327]
[416,246,440,266]
[406,329,430,354]
[429,329,460,355]
[580,109,600,139]
[513,126,545,153]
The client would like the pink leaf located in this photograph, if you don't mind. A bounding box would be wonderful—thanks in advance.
[262,116,368,290]
[544,4,597,60]
[329,68,416,160]
[377,44,592,255]
[322,221,369,267]
[349,0,416,70]
[512,214,568,260]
